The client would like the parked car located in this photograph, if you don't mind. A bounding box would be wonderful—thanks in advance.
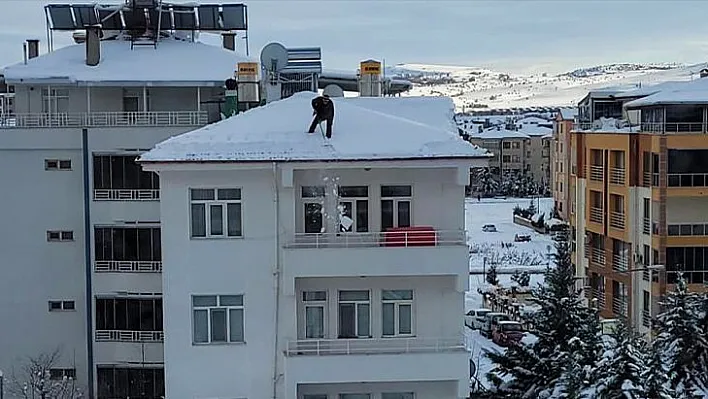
[465,308,493,329]
[492,320,525,347]
[482,224,497,232]
[480,312,510,338]
[514,233,531,242]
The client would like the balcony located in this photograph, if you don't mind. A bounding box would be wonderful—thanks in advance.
[94,260,162,273]
[609,168,626,185]
[667,222,708,236]
[642,310,651,328]
[612,297,628,317]
[643,171,652,187]
[94,189,159,201]
[590,247,606,266]
[640,122,705,133]
[612,254,628,272]
[281,230,469,294]
[609,212,625,230]
[0,111,208,128]
[667,173,708,188]
[591,289,606,309]
[285,337,464,357]
[643,218,651,235]
[589,207,603,224]
[589,165,604,182]
[95,330,164,343]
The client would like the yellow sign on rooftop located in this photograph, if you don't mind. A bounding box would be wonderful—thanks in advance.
[360,60,382,76]
[237,62,259,76]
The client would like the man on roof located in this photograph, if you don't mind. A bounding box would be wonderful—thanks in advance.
[308,94,335,139]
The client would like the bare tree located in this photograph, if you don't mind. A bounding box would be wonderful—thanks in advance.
[8,349,82,399]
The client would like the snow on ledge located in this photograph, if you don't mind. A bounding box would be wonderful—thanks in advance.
[140,93,489,163]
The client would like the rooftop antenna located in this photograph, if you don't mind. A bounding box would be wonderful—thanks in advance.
[260,42,288,103]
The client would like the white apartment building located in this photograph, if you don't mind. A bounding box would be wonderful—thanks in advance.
[0,34,250,397]
[139,93,489,399]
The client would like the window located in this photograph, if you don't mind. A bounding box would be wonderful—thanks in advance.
[190,188,242,238]
[304,396,328,399]
[94,227,161,262]
[45,159,72,170]
[192,295,244,344]
[93,155,159,191]
[338,290,370,338]
[42,88,69,113]
[340,394,371,399]
[49,368,76,381]
[122,88,150,112]
[381,185,411,230]
[502,142,511,149]
[47,230,74,242]
[96,297,163,332]
[48,300,75,311]
[512,142,521,149]
[382,394,414,399]
[338,186,369,232]
[513,155,521,162]
[382,290,413,336]
[303,291,326,339]
[97,366,164,399]
[502,155,511,163]
[302,186,325,234]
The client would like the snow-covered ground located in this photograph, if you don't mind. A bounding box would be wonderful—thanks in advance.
[392,62,708,110]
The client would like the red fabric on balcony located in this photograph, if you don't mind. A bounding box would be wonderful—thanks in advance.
[382,226,437,247]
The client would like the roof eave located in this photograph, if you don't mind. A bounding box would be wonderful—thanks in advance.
[138,154,491,165]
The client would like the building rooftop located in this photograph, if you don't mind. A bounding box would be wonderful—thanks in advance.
[517,124,552,137]
[473,127,530,140]
[2,38,252,86]
[557,108,578,121]
[624,77,708,108]
[140,92,489,163]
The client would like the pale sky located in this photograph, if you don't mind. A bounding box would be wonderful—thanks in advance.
[1,0,707,74]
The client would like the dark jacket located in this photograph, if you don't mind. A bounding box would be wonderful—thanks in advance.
[312,96,334,119]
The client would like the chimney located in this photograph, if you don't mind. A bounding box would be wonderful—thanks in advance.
[27,39,40,59]
[222,32,236,51]
[86,25,101,66]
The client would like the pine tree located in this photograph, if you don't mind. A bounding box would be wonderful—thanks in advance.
[641,343,676,399]
[527,199,536,216]
[486,263,499,286]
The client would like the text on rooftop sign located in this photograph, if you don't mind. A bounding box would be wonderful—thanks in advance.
[360,61,382,75]
[237,62,259,76]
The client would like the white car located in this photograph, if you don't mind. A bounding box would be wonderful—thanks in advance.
[482,224,497,232]
[465,308,493,329]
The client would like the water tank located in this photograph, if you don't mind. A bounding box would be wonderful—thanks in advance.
[358,59,382,97]
[237,62,260,103]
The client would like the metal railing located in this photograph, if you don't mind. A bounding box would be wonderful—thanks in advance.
[642,310,651,328]
[612,254,628,272]
[643,218,651,235]
[640,122,705,133]
[610,167,626,185]
[284,337,465,356]
[609,212,625,230]
[612,297,628,317]
[590,207,603,224]
[589,165,604,182]
[284,230,466,249]
[667,222,708,236]
[643,268,651,281]
[0,111,208,128]
[93,189,159,201]
[592,289,606,309]
[94,261,162,273]
[643,171,652,187]
[95,330,164,342]
[667,173,708,188]
[591,247,606,266]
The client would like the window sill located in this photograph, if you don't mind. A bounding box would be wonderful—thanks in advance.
[192,341,246,346]
[190,235,244,240]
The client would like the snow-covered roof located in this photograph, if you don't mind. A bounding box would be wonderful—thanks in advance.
[140,92,489,163]
[518,124,552,137]
[558,108,578,121]
[2,38,253,86]
[624,78,708,108]
[516,116,548,125]
[474,128,530,140]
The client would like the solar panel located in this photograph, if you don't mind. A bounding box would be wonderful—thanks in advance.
[46,4,76,30]
[73,4,99,27]
[197,5,220,30]
[221,4,247,30]
[148,8,172,30]
[97,8,124,30]
[172,5,196,30]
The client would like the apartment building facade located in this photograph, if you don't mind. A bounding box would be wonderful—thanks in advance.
[552,108,577,220]
[140,93,488,399]
[0,36,248,398]
[570,79,708,335]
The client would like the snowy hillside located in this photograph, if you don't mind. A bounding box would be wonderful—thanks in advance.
[389,62,708,110]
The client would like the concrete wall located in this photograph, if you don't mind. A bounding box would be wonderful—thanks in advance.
[298,380,459,399]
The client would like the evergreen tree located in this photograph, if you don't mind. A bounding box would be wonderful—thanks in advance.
[476,167,499,196]
[641,343,676,399]
[510,270,530,287]
[486,226,602,398]
[528,199,537,215]
[486,263,499,286]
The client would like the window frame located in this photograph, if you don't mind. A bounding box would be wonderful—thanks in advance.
[338,185,369,233]
[337,290,371,339]
[380,185,413,231]
[47,230,74,242]
[41,88,69,114]
[301,186,325,234]
[48,300,76,312]
[302,290,327,339]
[191,294,245,344]
[45,159,72,171]
[189,188,243,239]
[381,290,414,337]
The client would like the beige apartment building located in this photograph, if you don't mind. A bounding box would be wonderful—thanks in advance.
[552,108,577,220]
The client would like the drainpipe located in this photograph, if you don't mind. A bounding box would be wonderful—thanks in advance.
[81,128,95,398]
[271,162,282,399]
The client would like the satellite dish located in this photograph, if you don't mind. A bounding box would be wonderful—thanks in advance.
[323,84,344,98]
[260,42,289,73]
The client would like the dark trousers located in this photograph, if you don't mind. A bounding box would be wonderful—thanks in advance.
[308,115,333,138]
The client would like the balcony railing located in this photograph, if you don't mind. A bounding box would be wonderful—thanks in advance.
[591,289,606,309]
[667,173,708,188]
[94,261,162,273]
[284,337,465,357]
[643,218,651,235]
[642,310,651,328]
[284,230,466,249]
[0,111,208,128]
[93,189,159,201]
[640,122,705,133]
[612,297,628,317]
[589,165,604,182]
[643,268,651,281]
[612,254,628,272]
[609,167,626,185]
[609,212,625,230]
[589,207,603,224]
[591,247,606,266]
[667,222,708,236]
[643,171,652,187]
[95,330,164,342]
